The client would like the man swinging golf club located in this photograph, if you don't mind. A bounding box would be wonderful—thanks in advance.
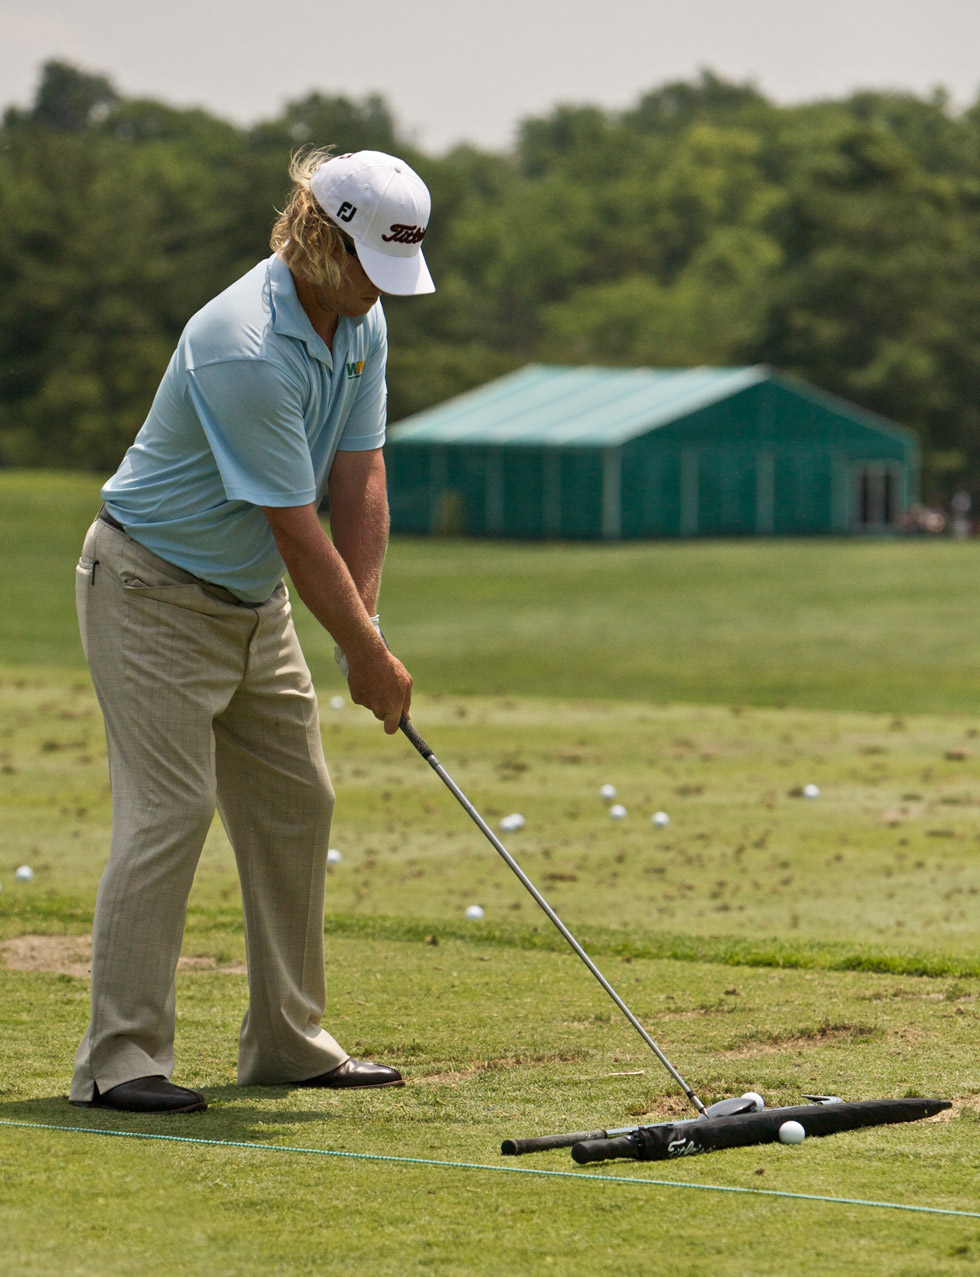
[69,148,433,1113]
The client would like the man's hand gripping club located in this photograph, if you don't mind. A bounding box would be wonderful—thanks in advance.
[335,614,413,735]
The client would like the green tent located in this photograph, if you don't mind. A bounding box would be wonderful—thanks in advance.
[385,365,920,539]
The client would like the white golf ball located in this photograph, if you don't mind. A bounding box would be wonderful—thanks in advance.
[802,783,820,799]
[741,1091,765,1111]
[599,784,617,801]
[652,811,670,827]
[14,865,34,882]
[778,1120,806,1144]
[329,695,345,710]
[499,813,525,832]
[465,904,485,920]
[609,804,627,820]
[326,848,342,864]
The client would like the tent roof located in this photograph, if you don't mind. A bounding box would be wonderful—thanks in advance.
[388,364,914,449]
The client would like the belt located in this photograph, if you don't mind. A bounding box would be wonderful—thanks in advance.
[96,506,254,608]
[98,506,127,534]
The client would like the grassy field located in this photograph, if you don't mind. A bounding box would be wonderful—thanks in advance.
[2,470,980,1274]
[6,468,980,714]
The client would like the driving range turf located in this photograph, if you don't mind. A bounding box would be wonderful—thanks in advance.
[2,470,980,1275]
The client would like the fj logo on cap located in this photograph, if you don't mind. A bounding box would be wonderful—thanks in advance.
[382,223,426,244]
[336,202,357,222]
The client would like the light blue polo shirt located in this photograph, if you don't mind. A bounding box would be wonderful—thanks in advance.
[102,254,388,602]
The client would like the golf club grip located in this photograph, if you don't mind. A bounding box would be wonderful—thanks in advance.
[501,1130,608,1156]
[399,714,433,760]
[571,1135,635,1165]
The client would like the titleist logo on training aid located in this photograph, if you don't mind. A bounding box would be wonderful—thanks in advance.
[666,1134,700,1158]
[382,223,426,244]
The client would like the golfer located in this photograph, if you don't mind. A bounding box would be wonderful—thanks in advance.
[69,148,433,1113]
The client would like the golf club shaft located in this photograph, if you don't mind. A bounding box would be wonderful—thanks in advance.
[400,716,707,1117]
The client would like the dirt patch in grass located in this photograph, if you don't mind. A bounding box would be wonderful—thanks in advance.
[944,1096,980,1119]
[0,935,93,977]
[622,1094,696,1121]
[720,1022,880,1058]
[0,934,246,977]
[176,954,248,974]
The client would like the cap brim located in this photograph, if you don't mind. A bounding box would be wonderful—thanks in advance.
[355,242,435,296]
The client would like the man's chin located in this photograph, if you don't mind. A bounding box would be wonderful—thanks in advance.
[345,298,379,317]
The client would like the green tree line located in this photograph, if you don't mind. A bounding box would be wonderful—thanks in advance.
[3,61,980,497]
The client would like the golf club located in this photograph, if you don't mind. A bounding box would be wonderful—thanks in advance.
[399,715,710,1117]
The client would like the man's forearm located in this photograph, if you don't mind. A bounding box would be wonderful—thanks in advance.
[264,503,382,658]
[328,489,389,615]
[327,450,391,614]
[262,499,412,732]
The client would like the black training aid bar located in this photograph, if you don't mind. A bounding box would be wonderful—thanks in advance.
[569,1097,951,1164]
[501,1129,616,1157]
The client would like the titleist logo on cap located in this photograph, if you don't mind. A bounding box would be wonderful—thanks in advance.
[383,224,426,244]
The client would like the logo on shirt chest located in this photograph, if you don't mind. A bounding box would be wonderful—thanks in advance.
[346,360,365,379]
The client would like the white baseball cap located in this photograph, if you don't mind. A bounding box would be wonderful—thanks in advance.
[310,150,434,296]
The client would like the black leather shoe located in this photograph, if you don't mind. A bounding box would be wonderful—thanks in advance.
[70,1075,207,1113]
[299,1058,404,1089]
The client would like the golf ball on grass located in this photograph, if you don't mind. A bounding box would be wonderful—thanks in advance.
[652,811,670,827]
[599,784,617,801]
[741,1091,765,1111]
[326,849,342,864]
[609,804,627,820]
[465,905,485,920]
[802,784,820,799]
[329,695,345,710]
[778,1120,806,1145]
[14,865,34,881]
[499,813,526,832]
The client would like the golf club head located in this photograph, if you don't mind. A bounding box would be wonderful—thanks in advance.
[703,1092,765,1119]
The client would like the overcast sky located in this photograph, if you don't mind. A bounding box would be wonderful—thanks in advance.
[6,0,980,153]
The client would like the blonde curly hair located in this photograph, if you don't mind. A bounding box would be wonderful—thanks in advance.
[270,146,348,290]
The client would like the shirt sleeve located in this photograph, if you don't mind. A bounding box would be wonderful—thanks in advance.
[185,359,317,506]
[335,310,388,452]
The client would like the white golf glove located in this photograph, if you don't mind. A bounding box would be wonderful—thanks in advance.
[334,614,383,680]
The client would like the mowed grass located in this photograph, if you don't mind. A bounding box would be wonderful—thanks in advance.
[2,950,979,1276]
[5,468,980,714]
[7,683,980,963]
[2,469,980,1274]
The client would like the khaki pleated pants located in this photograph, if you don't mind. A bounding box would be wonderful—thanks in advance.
[70,517,348,1101]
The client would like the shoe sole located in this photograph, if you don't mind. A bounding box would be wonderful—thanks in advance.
[303,1077,407,1090]
[69,1098,208,1113]
[328,1079,406,1090]
[319,1082,403,1093]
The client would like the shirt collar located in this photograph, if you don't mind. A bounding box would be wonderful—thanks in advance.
[268,253,366,366]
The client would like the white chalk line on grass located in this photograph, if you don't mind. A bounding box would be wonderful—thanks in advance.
[1,1119,977,1220]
